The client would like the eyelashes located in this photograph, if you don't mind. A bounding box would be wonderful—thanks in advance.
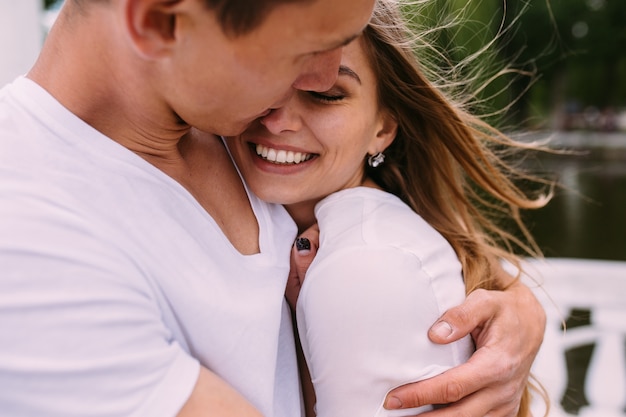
[307,90,346,103]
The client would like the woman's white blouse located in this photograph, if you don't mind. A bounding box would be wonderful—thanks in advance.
[297,187,474,417]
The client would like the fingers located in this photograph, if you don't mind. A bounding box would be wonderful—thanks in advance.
[428,289,500,344]
[419,383,523,417]
[291,224,319,281]
[384,351,523,416]
[389,282,544,416]
[285,224,319,309]
[385,354,486,410]
[410,388,521,417]
[284,253,302,310]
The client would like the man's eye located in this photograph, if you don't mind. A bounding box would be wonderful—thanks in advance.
[308,91,345,102]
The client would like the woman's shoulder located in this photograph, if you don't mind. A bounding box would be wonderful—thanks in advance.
[317,187,446,244]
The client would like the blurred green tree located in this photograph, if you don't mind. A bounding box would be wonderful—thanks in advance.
[501,0,626,129]
[409,0,626,129]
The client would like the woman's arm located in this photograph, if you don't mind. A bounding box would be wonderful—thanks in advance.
[297,245,471,417]
[383,271,545,417]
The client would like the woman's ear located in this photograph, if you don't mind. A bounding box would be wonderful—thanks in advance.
[370,111,398,154]
[124,0,183,59]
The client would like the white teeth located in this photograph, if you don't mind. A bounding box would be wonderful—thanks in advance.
[254,144,312,165]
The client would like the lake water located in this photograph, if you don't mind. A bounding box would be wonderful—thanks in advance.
[515,132,626,415]
[519,132,626,262]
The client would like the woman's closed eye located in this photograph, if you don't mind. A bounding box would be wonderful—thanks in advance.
[307,90,346,103]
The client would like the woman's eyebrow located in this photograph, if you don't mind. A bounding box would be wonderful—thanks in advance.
[338,65,361,84]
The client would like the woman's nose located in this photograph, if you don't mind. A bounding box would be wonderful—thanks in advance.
[260,104,302,134]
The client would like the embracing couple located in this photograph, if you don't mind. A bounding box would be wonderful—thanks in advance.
[0,0,547,416]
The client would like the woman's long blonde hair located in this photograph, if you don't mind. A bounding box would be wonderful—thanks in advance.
[362,1,552,415]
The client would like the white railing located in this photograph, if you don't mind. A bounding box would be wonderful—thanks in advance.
[522,258,626,416]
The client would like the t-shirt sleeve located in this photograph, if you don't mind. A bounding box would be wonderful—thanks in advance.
[0,205,200,417]
[296,245,473,417]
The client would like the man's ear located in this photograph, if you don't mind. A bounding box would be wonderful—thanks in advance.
[124,0,183,59]
[370,111,398,154]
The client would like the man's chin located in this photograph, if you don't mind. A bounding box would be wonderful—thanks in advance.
[203,120,250,138]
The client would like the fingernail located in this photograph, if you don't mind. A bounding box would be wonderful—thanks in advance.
[295,237,311,252]
[431,321,453,339]
[385,396,402,410]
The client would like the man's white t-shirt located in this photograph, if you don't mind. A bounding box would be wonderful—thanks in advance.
[297,187,474,417]
[0,77,302,417]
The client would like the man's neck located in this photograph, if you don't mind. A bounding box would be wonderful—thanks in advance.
[28,3,261,255]
[28,3,189,163]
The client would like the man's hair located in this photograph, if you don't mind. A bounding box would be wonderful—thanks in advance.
[75,0,313,37]
[203,0,314,36]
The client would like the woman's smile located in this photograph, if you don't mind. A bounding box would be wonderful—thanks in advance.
[226,36,394,208]
[253,143,315,165]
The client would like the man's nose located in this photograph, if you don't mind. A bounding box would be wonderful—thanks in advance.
[270,88,296,110]
[291,47,343,92]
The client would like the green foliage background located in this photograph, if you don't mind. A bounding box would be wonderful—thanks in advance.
[407,0,625,129]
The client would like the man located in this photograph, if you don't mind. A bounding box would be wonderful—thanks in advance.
[0,0,544,416]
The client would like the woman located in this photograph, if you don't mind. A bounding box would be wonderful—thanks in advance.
[226,1,549,415]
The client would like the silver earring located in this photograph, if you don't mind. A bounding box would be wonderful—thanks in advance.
[367,152,385,168]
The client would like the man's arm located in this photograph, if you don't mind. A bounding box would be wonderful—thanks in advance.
[178,367,263,417]
[383,275,545,417]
